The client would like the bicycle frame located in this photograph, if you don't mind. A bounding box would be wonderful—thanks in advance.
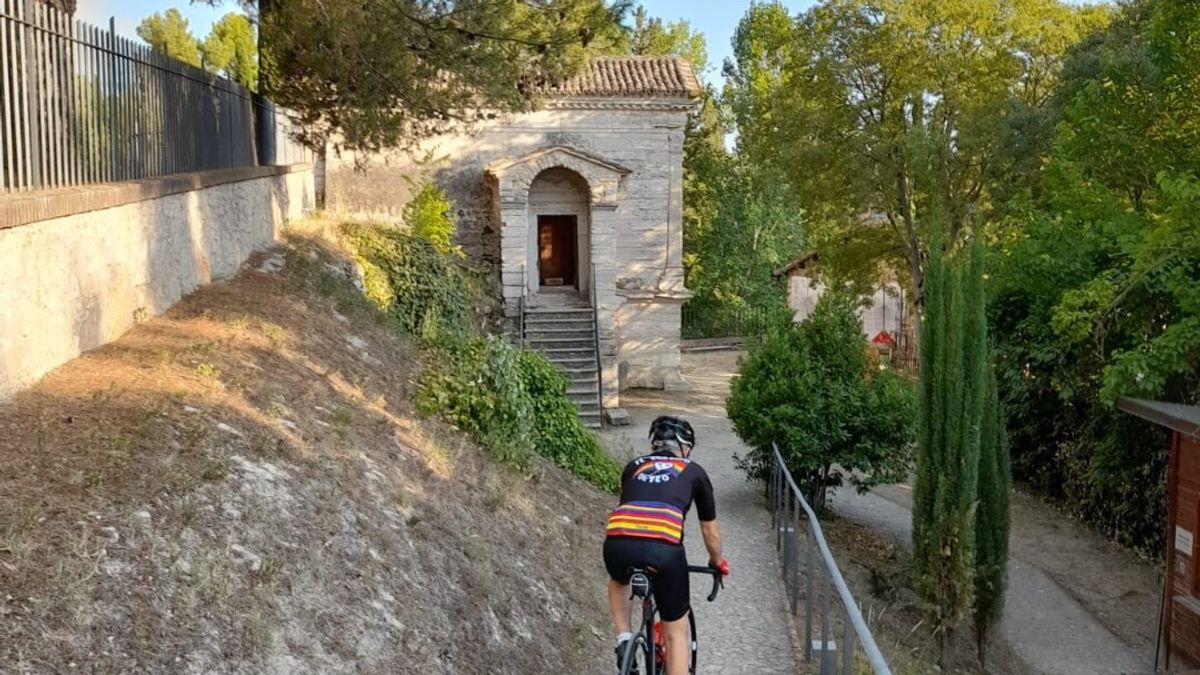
[619,566,722,675]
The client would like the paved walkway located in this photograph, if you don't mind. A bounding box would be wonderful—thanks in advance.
[600,354,798,674]
[831,486,1146,675]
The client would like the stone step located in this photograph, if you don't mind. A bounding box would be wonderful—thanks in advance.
[528,331,597,343]
[525,309,594,320]
[533,347,596,360]
[580,413,602,429]
[524,315,594,326]
[545,357,597,370]
[525,327,594,338]
[524,320,594,332]
[567,384,599,397]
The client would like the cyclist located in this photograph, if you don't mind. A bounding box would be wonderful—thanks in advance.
[603,415,729,675]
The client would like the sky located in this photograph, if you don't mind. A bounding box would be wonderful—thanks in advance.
[80,0,1106,83]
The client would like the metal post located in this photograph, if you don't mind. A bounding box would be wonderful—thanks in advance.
[783,491,793,585]
[775,465,783,552]
[790,496,800,616]
[805,527,814,660]
[821,566,833,675]
[843,605,856,675]
[107,17,117,181]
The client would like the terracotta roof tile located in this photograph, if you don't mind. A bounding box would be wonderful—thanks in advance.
[544,56,701,99]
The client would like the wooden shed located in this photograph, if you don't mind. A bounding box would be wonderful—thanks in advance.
[1117,397,1200,670]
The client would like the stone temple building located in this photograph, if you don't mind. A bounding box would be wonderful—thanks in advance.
[322,56,701,425]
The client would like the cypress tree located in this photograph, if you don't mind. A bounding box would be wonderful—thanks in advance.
[973,364,1011,662]
[912,231,989,659]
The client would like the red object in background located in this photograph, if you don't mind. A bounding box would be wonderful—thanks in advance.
[871,330,895,346]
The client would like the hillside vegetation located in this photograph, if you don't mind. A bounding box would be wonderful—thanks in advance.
[0,226,614,673]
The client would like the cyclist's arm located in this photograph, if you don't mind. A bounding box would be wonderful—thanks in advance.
[694,467,722,566]
[700,519,723,566]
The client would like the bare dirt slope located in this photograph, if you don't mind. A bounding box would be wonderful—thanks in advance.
[0,237,613,674]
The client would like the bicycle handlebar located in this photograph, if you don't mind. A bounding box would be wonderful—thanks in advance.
[687,565,725,602]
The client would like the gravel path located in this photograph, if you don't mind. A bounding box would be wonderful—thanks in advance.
[600,354,798,674]
[830,486,1148,675]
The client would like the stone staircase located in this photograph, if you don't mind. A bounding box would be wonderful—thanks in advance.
[522,296,602,429]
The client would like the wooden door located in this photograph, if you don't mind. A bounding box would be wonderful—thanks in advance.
[537,215,578,287]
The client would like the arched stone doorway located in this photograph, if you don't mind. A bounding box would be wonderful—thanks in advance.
[486,145,631,413]
[527,167,591,299]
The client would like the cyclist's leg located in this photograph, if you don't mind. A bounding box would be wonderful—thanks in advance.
[649,543,691,675]
[661,616,690,675]
[603,538,635,635]
[608,578,632,634]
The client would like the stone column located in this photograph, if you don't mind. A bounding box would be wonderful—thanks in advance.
[591,202,622,411]
[499,202,528,318]
[658,126,688,295]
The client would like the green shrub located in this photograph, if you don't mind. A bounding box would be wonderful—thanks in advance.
[342,223,470,341]
[417,334,536,468]
[415,336,620,491]
[728,292,915,506]
[404,183,457,254]
[519,351,620,492]
[344,220,618,491]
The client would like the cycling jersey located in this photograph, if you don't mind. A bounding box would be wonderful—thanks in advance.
[605,454,716,546]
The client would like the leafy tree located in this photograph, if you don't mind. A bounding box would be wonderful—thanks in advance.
[732,0,1111,301]
[242,0,630,151]
[626,6,707,73]
[973,364,1010,664]
[723,2,794,183]
[137,8,202,67]
[988,0,1198,553]
[404,182,457,254]
[728,293,915,507]
[912,231,988,659]
[202,12,258,90]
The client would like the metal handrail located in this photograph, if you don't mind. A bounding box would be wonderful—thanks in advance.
[590,262,603,418]
[518,263,527,348]
[769,442,892,675]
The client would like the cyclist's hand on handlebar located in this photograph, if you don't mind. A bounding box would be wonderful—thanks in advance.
[711,558,730,577]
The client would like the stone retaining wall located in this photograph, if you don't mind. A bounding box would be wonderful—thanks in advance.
[0,165,315,399]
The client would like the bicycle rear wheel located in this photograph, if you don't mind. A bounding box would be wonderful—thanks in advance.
[619,634,651,675]
[687,609,698,675]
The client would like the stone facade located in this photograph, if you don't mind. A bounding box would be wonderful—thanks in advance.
[323,57,700,412]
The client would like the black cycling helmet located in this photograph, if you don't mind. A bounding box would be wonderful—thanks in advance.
[649,415,695,451]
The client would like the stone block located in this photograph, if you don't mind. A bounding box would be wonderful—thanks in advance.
[604,408,632,426]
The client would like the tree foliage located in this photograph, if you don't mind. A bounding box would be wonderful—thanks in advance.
[403,183,457,254]
[625,6,707,73]
[731,0,1111,300]
[137,9,203,67]
[728,293,915,506]
[253,0,629,151]
[912,232,989,654]
[202,12,258,90]
[973,365,1010,663]
[988,0,1200,553]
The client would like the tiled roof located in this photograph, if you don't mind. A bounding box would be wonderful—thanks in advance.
[544,56,701,99]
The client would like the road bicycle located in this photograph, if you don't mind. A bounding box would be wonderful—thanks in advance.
[618,565,724,675]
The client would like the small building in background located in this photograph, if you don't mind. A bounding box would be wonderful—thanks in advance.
[322,56,701,424]
[774,251,915,370]
[1117,397,1200,671]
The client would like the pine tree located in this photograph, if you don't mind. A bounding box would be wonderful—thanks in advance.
[973,364,1011,662]
[912,230,989,659]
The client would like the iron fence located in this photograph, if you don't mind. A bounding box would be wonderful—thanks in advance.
[768,442,892,675]
[0,0,309,193]
[681,303,777,340]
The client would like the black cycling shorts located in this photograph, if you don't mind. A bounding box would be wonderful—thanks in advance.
[603,536,690,622]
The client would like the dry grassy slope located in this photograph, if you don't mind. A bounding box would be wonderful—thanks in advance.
[0,237,614,674]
